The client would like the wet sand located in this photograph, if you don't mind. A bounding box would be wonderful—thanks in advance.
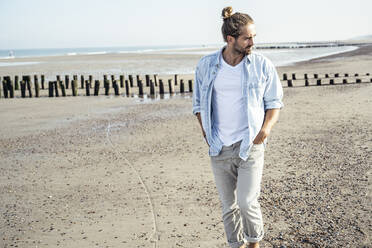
[0,45,371,247]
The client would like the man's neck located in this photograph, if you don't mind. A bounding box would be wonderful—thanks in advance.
[222,46,245,67]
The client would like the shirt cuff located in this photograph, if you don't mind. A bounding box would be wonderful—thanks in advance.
[264,101,284,111]
[192,106,201,115]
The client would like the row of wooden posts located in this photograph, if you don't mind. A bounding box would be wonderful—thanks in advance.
[0,74,193,98]
[282,72,372,87]
[1,72,371,98]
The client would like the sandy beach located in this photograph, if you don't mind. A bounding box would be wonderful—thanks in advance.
[0,45,371,247]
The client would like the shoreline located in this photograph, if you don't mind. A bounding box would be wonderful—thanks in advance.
[1,41,366,60]
[0,44,368,79]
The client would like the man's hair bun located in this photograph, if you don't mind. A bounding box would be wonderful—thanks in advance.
[222,6,233,20]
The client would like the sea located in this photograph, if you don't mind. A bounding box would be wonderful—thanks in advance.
[0,43,358,75]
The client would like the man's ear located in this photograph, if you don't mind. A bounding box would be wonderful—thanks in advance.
[226,35,235,44]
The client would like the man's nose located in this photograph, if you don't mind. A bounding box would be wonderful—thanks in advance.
[248,39,254,46]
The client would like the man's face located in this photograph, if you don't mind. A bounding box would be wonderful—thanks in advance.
[232,24,256,55]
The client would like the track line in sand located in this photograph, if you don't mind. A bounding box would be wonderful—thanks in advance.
[105,121,160,248]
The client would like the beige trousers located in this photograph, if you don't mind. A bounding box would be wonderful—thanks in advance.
[210,140,265,248]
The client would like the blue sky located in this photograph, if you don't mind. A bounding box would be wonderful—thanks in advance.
[0,0,371,49]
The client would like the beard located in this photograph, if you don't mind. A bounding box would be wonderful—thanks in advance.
[233,42,253,55]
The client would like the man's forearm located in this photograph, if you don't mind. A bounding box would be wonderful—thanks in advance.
[195,112,206,137]
[262,108,280,131]
[253,108,280,144]
[195,112,209,146]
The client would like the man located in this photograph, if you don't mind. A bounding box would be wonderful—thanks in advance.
[192,7,284,248]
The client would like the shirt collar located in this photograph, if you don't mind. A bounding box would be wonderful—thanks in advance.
[214,45,251,68]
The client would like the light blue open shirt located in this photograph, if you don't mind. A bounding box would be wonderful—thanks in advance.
[192,47,284,161]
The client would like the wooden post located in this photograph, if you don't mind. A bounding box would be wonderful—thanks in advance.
[138,80,143,96]
[153,74,159,87]
[330,79,334,85]
[180,79,185,93]
[48,81,54,97]
[168,79,174,94]
[113,80,120,96]
[129,75,134,87]
[174,74,179,86]
[72,80,77,96]
[343,79,348,84]
[0,79,2,98]
[136,75,141,87]
[305,79,309,86]
[366,73,370,76]
[85,80,90,96]
[283,73,287,80]
[344,73,349,77]
[60,81,66,97]
[94,80,100,96]
[2,80,8,98]
[56,75,61,82]
[316,79,321,86]
[20,81,26,98]
[94,80,101,96]
[89,75,93,88]
[291,73,296,80]
[356,79,361,83]
[325,74,329,78]
[145,74,150,87]
[188,79,193,92]
[314,74,318,79]
[120,75,124,88]
[104,80,110,96]
[65,75,70,89]
[73,75,78,81]
[80,75,85,89]
[110,76,114,88]
[304,74,308,80]
[125,80,131,96]
[15,75,19,90]
[35,79,40,97]
[34,75,39,91]
[22,75,30,83]
[287,80,293,87]
[54,81,59,97]
[7,79,14,98]
[26,78,32,97]
[150,79,155,95]
[159,79,164,94]
[335,73,339,78]
[354,73,359,77]
[41,75,45,89]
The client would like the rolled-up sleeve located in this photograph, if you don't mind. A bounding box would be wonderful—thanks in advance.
[263,60,284,111]
[192,61,202,115]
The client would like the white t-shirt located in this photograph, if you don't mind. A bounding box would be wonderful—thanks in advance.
[211,56,248,146]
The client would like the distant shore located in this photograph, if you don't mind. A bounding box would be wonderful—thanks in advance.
[0,42,368,81]
[1,41,367,59]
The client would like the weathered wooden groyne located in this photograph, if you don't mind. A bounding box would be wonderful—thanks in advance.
[0,74,194,98]
[0,72,371,99]
[281,72,371,87]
